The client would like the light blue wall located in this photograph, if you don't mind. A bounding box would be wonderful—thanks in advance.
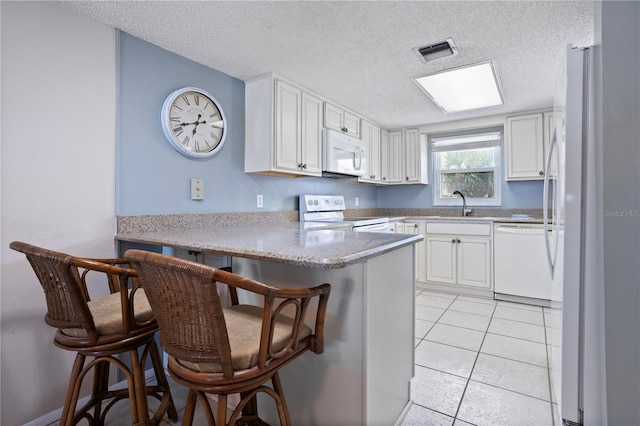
[378,143,544,210]
[116,32,377,215]
[117,31,542,216]
[378,179,543,210]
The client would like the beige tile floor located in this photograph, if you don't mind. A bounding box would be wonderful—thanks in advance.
[51,289,563,425]
[403,289,563,426]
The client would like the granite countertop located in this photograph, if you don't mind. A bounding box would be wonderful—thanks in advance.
[116,221,422,269]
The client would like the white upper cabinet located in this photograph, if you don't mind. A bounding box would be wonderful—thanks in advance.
[359,120,382,183]
[404,128,428,184]
[323,102,360,138]
[388,130,404,183]
[505,113,545,180]
[383,128,428,185]
[380,129,391,183]
[245,75,322,177]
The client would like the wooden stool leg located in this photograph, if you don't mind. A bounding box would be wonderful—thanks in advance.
[240,391,259,419]
[215,393,228,426]
[148,340,178,421]
[129,347,148,425]
[182,389,198,426]
[272,372,292,426]
[91,360,110,423]
[197,391,215,426]
[61,353,86,426]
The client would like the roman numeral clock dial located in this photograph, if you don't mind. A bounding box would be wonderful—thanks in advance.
[161,87,227,158]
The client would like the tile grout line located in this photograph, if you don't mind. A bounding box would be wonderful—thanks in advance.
[451,297,498,424]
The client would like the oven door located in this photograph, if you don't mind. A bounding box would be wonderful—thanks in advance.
[353,222,395,233]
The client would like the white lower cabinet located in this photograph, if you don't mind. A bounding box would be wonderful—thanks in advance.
[425,222,492,289]
[402,221,427,282]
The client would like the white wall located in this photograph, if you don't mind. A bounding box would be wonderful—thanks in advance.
[0,2,116,423]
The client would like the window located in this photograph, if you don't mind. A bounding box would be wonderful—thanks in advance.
[431,128,502,206]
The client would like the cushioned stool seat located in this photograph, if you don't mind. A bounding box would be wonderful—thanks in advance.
[179,304,312,373]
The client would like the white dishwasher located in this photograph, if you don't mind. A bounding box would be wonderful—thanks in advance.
[494,223,555,303]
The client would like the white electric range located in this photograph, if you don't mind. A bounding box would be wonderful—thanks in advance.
[299,195,394,233]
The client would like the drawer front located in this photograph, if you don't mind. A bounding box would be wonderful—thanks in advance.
[426,222,491,236]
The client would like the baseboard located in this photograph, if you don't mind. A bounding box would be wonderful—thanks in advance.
[23,368,157,426]
[394,399,414,426]
[416,281,494,299]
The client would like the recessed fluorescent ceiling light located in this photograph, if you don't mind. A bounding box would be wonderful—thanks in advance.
[414,61,504,113]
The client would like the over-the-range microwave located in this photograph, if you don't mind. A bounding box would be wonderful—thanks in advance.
[322,128,367,178]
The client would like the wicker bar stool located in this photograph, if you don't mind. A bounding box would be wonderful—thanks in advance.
[125,249,331,426]
[10,241,177,426]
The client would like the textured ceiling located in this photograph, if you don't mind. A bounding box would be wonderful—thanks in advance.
[57,1,595,129]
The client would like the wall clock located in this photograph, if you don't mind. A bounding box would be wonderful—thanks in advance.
[161,87,227,158]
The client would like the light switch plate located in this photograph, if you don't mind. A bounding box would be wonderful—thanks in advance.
[191,178,204,200]
[257,194,263,208]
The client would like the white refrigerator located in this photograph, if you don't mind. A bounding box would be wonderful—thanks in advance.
[545,45,605,425]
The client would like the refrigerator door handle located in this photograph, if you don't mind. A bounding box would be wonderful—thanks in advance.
[543,128,558,278]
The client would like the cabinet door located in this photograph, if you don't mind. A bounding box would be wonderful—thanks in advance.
[506,113,545,180]
[323,102,343,132]
[457,237,491,288]
[343,111,360,138]
[380,130,390,183]
[426,235,456,284]
[359,120,373,181]
[405,222,427,282]
[388,130,404,183]
[275,80,301,172]
[359,122,381,183]
[369,125,381,181]
[300,92,323,174]
[404,128,420,183]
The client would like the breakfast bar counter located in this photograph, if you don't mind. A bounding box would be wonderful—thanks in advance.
[116,221,421,269]
[115,215,421,425]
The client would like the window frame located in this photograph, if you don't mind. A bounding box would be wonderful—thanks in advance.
[430,127,503,207]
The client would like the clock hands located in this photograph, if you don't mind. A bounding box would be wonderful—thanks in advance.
[179,114,206,129]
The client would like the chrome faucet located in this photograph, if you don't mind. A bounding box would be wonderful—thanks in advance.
[453,190,473,217]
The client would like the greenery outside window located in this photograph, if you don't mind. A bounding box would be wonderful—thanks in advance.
[431,128,502,206]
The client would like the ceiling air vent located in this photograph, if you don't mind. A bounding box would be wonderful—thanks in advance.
[414,38,458,63]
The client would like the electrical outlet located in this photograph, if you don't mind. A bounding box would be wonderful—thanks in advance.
[257,194,263,208]
[355,197,359,207]
[191,178,204,200]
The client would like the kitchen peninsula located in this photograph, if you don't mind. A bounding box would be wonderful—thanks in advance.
[116,213,422,425]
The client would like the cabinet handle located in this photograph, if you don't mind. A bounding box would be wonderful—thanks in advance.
[405,176,409,181]
[382,177,386,181]
[341,127,348,133]
[457,239,461,244]
[539,171,544,176]
[452,239,456,244]
[413,224,418,228]
[302,164,307,169]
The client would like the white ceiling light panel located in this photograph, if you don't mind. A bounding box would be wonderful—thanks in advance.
[414,61,505,113]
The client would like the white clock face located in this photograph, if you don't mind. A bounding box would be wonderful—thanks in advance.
[161,87,227,158]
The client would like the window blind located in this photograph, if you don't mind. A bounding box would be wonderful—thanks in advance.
[430,130,502,152]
